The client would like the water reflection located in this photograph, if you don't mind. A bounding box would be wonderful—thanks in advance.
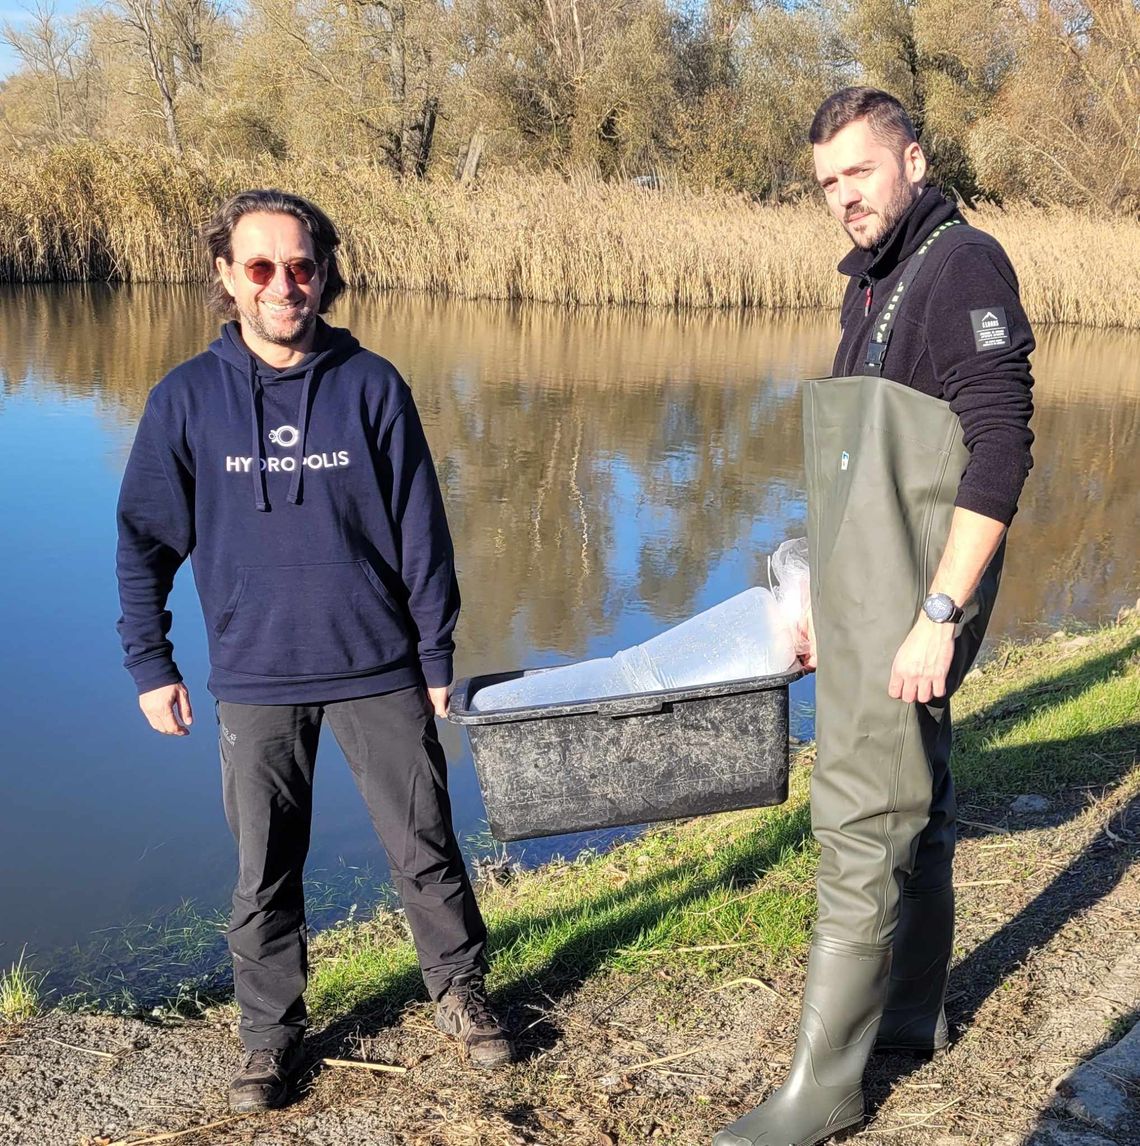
[2,285,1135,651]
[0,286,831,666]
[999,325,1140,627]
[0,285,1137,992]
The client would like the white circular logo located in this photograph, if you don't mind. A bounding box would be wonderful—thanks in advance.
[268,425,299,448]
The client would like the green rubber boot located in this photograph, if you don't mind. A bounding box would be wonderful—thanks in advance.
[874,884,953,1054]
[713,937,891,1146]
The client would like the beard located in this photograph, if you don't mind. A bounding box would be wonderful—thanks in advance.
[844,178,920,250]
[237,296,317,347]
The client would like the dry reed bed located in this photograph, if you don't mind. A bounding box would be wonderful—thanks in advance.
[2,144,1137,328]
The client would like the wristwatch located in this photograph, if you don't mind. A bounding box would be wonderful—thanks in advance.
[922,592,964,624]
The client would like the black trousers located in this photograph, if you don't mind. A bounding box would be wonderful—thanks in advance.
[217,686,488,1051]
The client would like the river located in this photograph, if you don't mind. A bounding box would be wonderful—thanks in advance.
[1,285,1136,1001]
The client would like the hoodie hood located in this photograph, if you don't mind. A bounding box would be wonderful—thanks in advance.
[209,318,360,377]
[209,320,361,510]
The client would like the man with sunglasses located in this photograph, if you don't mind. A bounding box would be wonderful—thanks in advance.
[115,190,513,1113]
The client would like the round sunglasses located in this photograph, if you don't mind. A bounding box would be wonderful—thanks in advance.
[239,257,321,286]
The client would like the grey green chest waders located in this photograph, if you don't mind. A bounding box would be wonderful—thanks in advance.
[715,221,1004,1146]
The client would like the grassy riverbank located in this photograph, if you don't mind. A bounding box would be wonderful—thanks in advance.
[300,609,1140,1027]
[3,145,1139,328]
[2,610,1137,1143]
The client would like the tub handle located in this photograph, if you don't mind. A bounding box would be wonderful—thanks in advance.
[599,696,666,718]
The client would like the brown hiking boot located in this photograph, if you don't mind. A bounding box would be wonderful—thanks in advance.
[435,974,514,1068]
[228,1041,304,1112]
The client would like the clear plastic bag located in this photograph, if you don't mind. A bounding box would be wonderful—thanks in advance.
[470,539,812,712]
[769,537,811,658]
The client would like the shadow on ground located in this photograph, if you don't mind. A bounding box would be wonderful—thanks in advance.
[96,627,1135,1130]
[954,635,1139,800]
[865,790,1140,1121]
[312,798,816,1062]
[863,633,1139,1119]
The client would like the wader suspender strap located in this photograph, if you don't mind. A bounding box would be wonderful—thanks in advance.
[864,219,963,377]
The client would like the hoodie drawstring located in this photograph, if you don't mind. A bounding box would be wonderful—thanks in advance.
[287,365,317,506]
[246,360,269,512]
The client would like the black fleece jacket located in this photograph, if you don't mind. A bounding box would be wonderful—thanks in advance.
[832,186,1035,525]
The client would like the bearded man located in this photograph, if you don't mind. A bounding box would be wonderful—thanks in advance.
[116,190,513,1113]
[715,88,1035,1145]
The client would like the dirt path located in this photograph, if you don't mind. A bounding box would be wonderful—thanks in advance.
[3,780,1138,1146]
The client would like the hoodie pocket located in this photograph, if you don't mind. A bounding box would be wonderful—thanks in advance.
[212,561,410,678]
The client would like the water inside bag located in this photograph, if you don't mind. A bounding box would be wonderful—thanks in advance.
[470,540,810,711]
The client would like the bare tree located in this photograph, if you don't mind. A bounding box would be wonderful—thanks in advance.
[110,0,183,154]
[102,0,221,154]
[162,0,215,89]
[971,0,1140,209]
[1,0,1136,213]
[371,0,440,174]
[450,0,679,171]
[244,0,443,175]
[2,1,86,139]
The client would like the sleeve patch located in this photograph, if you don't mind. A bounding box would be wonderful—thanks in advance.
[970,307,1011,351]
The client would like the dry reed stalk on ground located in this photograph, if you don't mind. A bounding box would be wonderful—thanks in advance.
[321,1057,408,1073]
[2,145,1137,329]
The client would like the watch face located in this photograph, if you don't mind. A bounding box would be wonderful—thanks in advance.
[924,594,955,622]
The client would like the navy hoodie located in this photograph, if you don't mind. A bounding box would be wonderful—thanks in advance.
[116,320,460,704]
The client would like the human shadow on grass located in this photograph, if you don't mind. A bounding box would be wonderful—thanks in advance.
[953,633,1139,814]
[857,632,1140,1119]
[309,632,1139,1090]
[865,782,1140,1120]
[975,630,1138,715]
[310,797,816,1063]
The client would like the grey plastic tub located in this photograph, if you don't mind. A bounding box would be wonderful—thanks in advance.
[448,667,801,841]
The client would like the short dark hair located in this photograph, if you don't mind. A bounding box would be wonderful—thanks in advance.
[203,189,346,317]
[810,87,918,154]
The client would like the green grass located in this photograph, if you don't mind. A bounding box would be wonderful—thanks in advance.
[302,613,1140,1028]
[953,622,1140,795]
[0,950,45,1023]
[14,614,1138,1029]
[304,772,818,1024]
